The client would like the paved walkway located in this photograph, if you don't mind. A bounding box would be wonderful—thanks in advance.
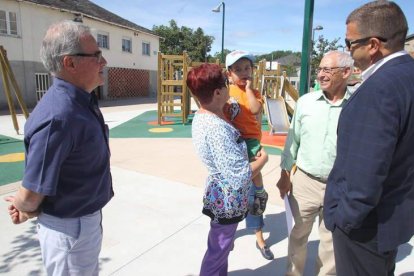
[0,98,413,275]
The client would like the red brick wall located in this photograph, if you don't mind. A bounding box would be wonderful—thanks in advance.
[107,67,149,98]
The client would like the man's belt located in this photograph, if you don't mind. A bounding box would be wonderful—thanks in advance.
[297,167,327,183]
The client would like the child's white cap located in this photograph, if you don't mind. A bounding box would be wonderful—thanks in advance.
[225,50,255,68]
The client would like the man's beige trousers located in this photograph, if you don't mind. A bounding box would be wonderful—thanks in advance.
[286,169,336,276]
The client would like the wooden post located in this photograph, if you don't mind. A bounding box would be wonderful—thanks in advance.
[0,65,19,134]
[0,46,29,118]
[0,46,26,134]
[182,51,189,124]
[157,52,162,124]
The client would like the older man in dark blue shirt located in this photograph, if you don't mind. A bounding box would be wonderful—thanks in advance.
[5,20,113,275]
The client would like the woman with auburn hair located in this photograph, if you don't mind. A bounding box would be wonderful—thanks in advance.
[187,63,268,275]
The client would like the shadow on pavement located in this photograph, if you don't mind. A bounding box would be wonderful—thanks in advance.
[0,221,42,275]
[234,212,288,247]
[0,220,111,275]
[397,242,413,262]
[233,211,320,276]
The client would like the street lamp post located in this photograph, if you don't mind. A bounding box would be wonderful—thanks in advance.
[312,25,323,44]
[212,2,225,64]
[309,25,323,90]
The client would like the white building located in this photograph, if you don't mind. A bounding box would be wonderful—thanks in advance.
[405,34,414,58]
[0,0,161,109]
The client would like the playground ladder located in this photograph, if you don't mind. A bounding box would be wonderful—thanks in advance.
[157,52,190,125]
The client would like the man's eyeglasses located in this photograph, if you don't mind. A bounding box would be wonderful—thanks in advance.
[316,67,346,75]
[344,37,387,49]
[70,51,103,63]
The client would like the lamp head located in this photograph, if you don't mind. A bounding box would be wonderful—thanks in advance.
[212,2,223,12]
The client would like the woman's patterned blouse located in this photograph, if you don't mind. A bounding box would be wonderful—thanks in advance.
[192,112,252,224]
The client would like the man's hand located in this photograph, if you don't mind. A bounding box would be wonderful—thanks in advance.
[4,196,39,224]
[276,170,292,199]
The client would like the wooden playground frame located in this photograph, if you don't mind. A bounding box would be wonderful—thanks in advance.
[157,52,299,125]
[0,46,29,134]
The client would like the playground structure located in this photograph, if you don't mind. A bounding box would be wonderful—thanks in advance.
[157,52,299,133]
[0,46,29,134]
[255,59,298,135]
[157,52,220,125]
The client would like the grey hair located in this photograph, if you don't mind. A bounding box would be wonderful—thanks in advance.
[40,20,91,75]
[324,50,354,71]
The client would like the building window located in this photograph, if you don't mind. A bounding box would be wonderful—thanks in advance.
[122,37,132,53]
[97,32,109,49]
[142,42,150,56]
[35,73,51,102]
[0,10,18,36]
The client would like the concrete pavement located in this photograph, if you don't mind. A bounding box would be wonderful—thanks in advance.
[0,98,413,275]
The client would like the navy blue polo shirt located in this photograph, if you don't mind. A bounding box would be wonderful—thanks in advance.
[23,77,113,218]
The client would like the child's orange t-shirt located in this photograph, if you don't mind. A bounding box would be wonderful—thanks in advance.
[225,84,263,140]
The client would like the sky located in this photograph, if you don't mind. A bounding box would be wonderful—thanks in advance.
[91,0,414,56]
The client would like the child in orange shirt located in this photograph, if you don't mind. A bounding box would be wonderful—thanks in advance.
[224,50,273,260]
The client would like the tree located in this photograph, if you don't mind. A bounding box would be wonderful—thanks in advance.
[190,28,214,62]
[152,20,214,62]
[256,50,301,62]
[211,49,232,63]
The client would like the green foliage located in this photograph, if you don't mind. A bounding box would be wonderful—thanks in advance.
[210,49,232,63]
[153,20,342,76]
[282,64,298,76]
[256,50,301,62]
[310,35,341,81]
[152,20,214,62]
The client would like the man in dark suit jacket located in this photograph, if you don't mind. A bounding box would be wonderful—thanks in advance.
[324,1,414,275]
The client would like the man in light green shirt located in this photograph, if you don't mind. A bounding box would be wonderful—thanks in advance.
[276,51,354,276]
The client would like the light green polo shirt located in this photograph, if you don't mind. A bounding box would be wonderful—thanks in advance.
[280,89,351,179]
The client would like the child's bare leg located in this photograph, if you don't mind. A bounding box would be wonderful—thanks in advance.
[252,172,266,248]
[256,228,266,248]
[253,172,263,188]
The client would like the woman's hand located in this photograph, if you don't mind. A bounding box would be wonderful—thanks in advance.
[257,148,268,163]
[250,148,268,178]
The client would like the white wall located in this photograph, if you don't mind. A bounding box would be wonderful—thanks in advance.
[1,0,30,60]
[85,18,159,70]
[1,0,159,71]
[0,0,160,108]
[405,39,414,52]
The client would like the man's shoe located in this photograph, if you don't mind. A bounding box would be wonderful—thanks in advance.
[256,242,274,260]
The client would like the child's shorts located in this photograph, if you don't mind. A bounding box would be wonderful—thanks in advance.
[245,138,261,160]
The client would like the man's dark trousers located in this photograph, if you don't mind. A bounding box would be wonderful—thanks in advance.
[332,227,397,276]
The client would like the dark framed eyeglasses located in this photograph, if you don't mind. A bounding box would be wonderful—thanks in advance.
[70,51,103,62]
[316,67,346,75]
[345,37,387,49]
